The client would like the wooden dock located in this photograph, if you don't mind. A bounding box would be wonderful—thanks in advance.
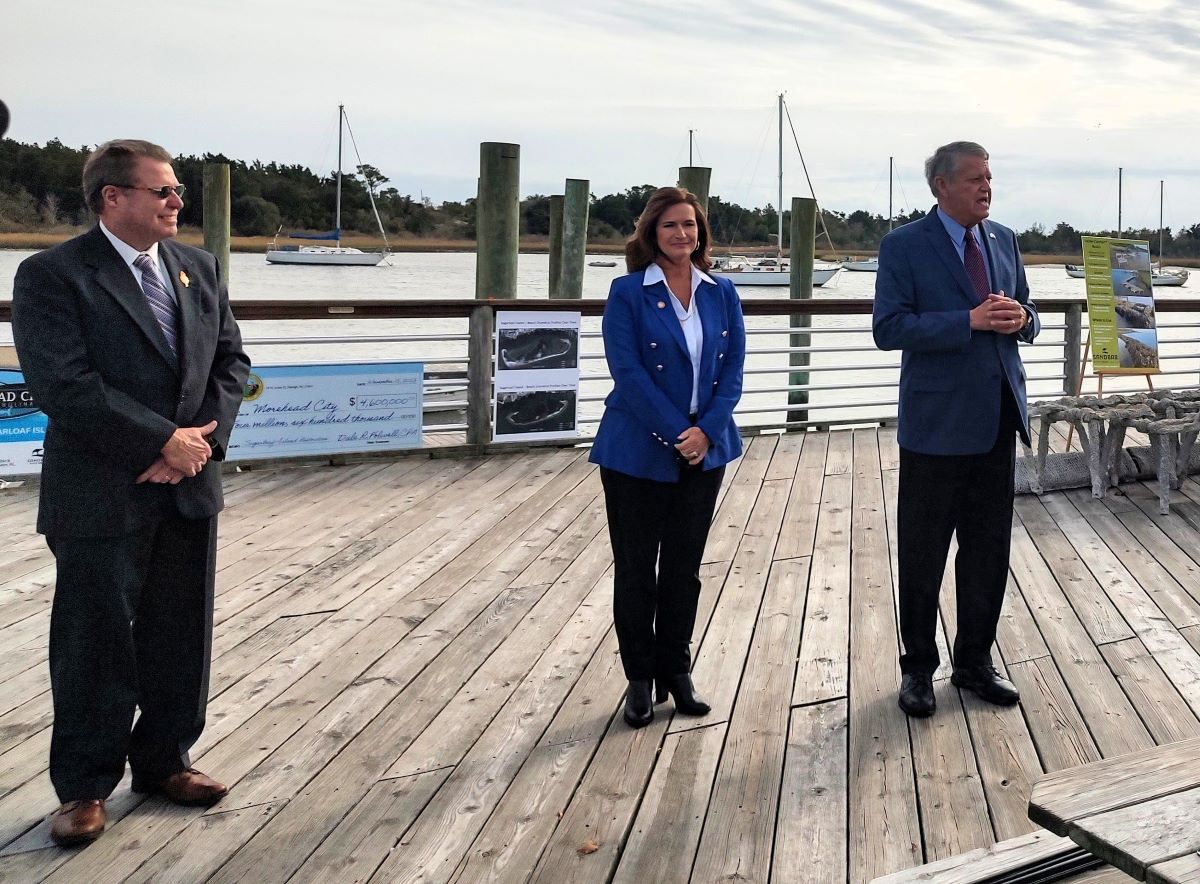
[0,427,1198,882]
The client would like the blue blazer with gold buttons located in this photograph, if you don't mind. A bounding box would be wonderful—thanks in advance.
[589,269,745,482]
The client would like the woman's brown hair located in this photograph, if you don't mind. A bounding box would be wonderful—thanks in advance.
[625,186,712,272]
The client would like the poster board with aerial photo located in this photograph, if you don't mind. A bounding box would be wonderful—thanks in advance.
[1080,235,1160,375]
[492,311,581,443]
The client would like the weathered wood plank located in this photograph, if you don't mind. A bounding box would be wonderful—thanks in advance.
[289,770,453,884]
[689,557,811,879]
[610,724,726,884]
[1029,736,1200,835]
[1070,786,1200,879]
[670,478,790,733]
[794,472,853,704]
[847,430,924,880]
[773,700,848,884]
[1148,852,1200,884]
[705,435,776,564]
[1006,655,1101,773]
[1014,495,1134,645]
[868,829,1078,884]
[1101,639,1200,743]
[775,429,827,560]
[1008,523,1154,758]
[447,738,599,884]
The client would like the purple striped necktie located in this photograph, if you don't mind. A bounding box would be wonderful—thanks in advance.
[133,253,179,357]
[963,228,990,302]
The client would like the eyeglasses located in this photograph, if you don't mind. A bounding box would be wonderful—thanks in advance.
[113,184,186,199]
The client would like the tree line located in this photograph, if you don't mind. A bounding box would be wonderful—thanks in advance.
[5,137,1200,256]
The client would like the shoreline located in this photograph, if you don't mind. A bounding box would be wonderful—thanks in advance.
[1,229,1194,267]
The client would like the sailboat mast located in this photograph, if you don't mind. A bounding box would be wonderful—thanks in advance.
[1117,167,1123,237]
[336,104,344,249]
[689,129,694,166]
[1159,179,1165,263]
[888,156,894,233]
[777,93,783,259]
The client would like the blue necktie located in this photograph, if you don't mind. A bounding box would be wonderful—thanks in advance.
[134,253,179,357]
[963,229,990,302]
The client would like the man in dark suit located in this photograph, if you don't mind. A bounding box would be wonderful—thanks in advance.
[12,140,250,845]
[872,141,1040,718]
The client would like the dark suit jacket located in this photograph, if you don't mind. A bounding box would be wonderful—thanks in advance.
[589,269,745,482]
[12,225,250,536]
[872,208,1040,456]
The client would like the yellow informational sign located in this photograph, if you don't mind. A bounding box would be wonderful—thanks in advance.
[1080,236,1160,375]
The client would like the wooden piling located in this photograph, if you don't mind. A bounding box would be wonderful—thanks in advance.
[202,163,231,288]
[476,143,520,300]
[559,178,589,300]
[677,167,711,215]
[548,195,564,298]
[788,197,817,425]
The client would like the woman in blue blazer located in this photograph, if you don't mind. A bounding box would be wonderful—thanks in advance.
[589,187,746,728]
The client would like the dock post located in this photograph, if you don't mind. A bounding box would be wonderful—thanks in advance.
[787,197,817,426]
[476,143,520,300]
[559,178,589,299]
[548,194,564,297]
[467,305,495,446]
[677,167,711,215]
[1064,303,1083,395]
[202,163,231,288]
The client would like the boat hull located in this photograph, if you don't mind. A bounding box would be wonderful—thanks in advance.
[266,248,386,266]
[711,266,841,287]
[842,259,879,272]
[1066,264,1189,286]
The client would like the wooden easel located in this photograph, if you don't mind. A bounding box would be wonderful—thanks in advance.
[1064,331,1156,452]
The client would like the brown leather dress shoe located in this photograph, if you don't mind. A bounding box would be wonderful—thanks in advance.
[132,768,228,806]
[50,799,106,847]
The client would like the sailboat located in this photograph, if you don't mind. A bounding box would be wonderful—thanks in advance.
[843,157,893,272]
[1064,174,1188,286]
[266,105,389,266]
[711,94,841,288]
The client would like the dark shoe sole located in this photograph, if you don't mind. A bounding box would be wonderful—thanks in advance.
[623,710,654,729]
[898,696,935,718]
[50,828,103,848]
[950,673,1020,706]
[131,781,228,807]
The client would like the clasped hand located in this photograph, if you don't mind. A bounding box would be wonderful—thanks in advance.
[675,426,710,466]
[970,292,1026,334]
[137,420,218,485]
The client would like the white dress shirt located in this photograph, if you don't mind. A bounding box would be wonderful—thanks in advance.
[99,220,177,305]
[644,262,715,414]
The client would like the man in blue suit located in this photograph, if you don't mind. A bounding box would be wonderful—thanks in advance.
[873,141,1040,717]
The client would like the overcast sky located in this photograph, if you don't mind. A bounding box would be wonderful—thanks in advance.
[7,0,1200,232]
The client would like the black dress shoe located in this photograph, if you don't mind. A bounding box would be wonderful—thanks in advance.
[624,679,654,728]
[951,665,1020,706]
[898,672,936,717]
[655,674,711,716]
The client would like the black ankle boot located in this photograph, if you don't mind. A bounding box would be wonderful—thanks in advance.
[655,673,711,716]
[624,679,654,728]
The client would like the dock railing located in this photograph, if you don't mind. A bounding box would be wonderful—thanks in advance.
[4,297,1200,456]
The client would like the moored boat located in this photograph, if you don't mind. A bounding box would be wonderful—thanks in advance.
[266,105,388,267]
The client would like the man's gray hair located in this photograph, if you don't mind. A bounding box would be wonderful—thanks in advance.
[924,142,988,197]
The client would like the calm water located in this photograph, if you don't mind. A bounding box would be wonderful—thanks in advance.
[0,248,1113,303]
[2,248,1194,426]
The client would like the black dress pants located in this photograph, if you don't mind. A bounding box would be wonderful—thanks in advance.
[600,465,724,681]
[897,390,1019,675]
[46,509,218,802]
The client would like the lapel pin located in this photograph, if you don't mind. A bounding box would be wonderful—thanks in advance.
[657,301,665,309]
[178,270,190,288]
